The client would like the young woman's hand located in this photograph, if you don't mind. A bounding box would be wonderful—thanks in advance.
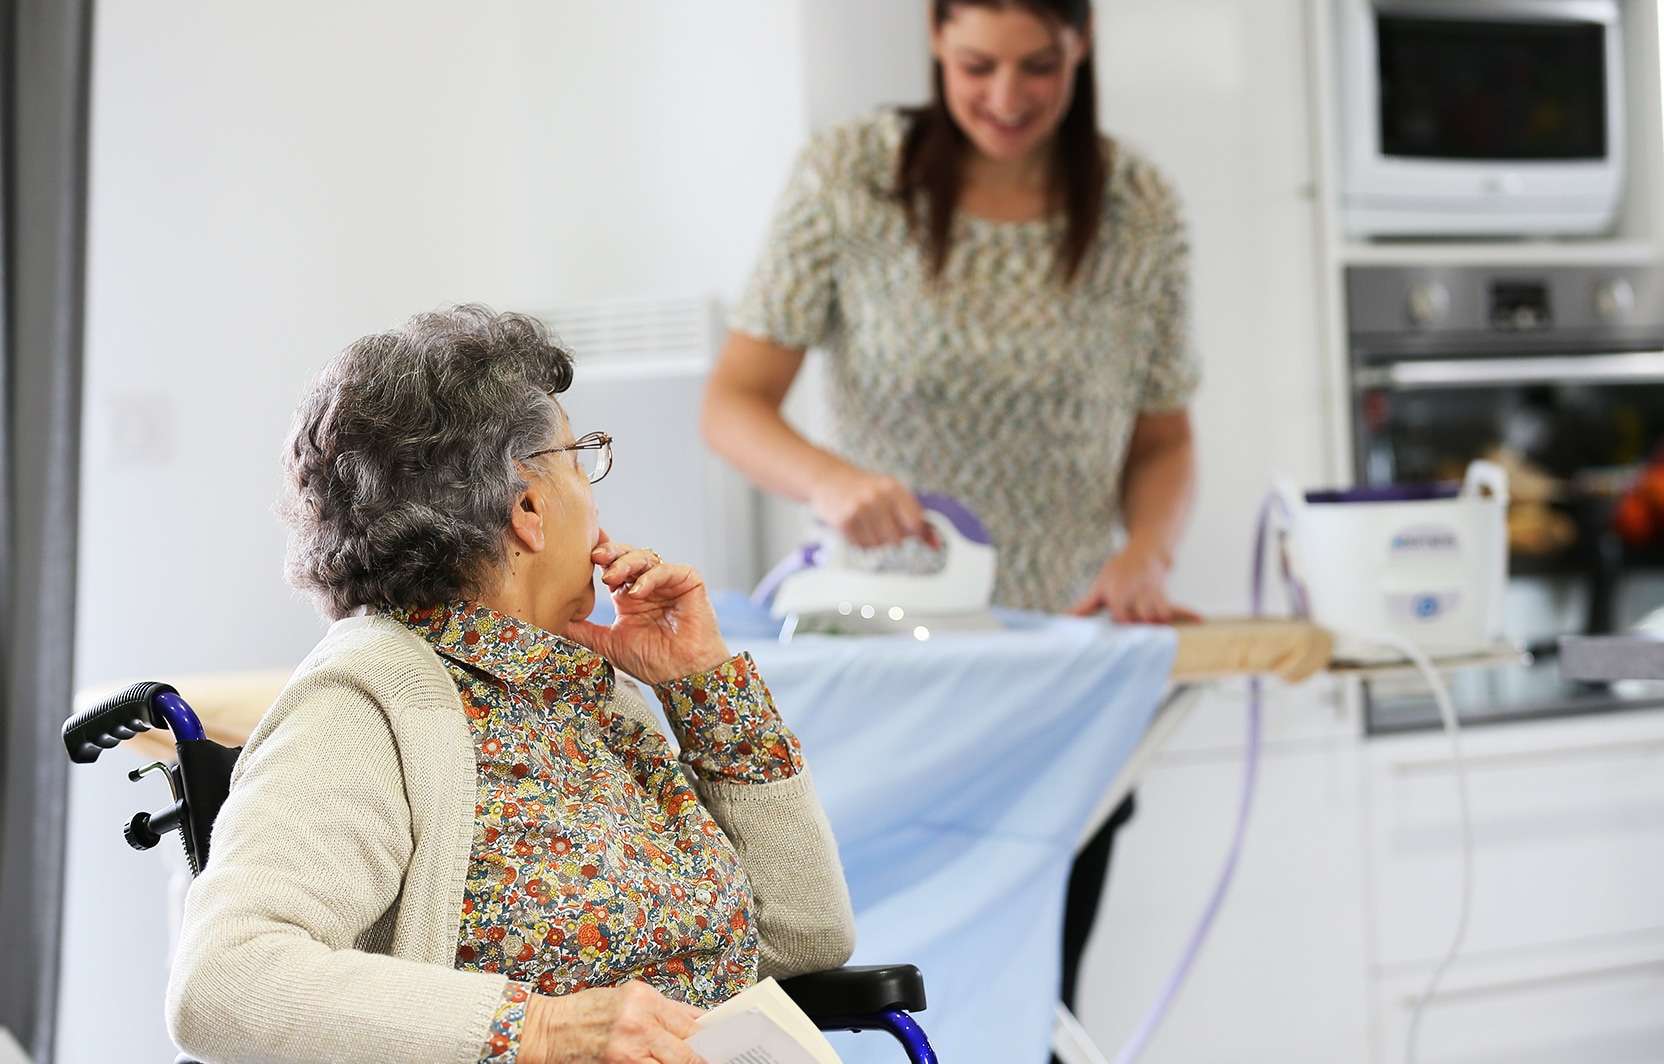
[809,466,937,549]
[519,982,708,1064]
[561,533,731,684]
[1069,542,1201,624]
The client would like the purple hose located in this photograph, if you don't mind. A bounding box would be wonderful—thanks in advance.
[1109,493,1288,1064]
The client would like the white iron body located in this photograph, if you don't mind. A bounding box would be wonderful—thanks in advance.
[770,510,999,639]
[1279,462,1510,662]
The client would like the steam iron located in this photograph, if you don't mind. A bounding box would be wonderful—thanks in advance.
[756,494,1000,641]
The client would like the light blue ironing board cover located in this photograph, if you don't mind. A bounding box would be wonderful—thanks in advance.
[697,593,1178,1063]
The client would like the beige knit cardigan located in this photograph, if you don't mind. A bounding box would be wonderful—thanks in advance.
[165,615,855,1063]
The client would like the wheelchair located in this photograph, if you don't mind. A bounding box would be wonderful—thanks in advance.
[65,681,939,1064]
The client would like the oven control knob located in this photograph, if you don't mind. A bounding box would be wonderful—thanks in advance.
[1406,281,1451,328]
[1595,277,1635,321]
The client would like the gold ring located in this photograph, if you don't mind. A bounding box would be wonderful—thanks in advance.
[644,549,662,566]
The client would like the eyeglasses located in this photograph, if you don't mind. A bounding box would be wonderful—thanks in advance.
[520,430,613,484]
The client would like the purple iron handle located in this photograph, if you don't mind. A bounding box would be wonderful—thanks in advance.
[751,542,822,606]
[915,492,992,546]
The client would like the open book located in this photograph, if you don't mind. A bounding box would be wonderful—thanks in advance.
[687,977,843,1064]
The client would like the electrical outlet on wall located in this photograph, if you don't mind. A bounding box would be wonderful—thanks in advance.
[104,390,177,467]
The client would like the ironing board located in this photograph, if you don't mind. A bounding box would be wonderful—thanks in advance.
[93,619,1339,766]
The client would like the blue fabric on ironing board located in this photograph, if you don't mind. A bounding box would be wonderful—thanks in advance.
[592,592,1177,1063]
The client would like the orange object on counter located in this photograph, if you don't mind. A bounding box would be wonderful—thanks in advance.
[1641,466,1664,514]
[1615,492,1655,547]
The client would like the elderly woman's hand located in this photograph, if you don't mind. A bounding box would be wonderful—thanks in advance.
[562,534,732,685]
[521,981,708,1064]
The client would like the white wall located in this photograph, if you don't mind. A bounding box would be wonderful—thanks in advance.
[758,0,934,567]
[1093,0,1331,614]
[62,4,805,1060]
[800,0,932,129]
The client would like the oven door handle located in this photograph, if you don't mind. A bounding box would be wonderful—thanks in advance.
[1356,351,1664,390]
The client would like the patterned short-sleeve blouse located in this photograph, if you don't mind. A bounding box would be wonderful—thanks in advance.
[731,108,1201,612]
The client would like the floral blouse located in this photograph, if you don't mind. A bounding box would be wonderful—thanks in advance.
[388,602,804,1063]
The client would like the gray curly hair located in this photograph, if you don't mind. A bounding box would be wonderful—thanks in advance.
[279,305,575,619]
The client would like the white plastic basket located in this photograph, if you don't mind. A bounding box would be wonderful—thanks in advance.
[1278,461,1510,661]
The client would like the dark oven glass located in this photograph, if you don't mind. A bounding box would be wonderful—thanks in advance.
[1376,14,1607,160]
[1356,374,1664,732]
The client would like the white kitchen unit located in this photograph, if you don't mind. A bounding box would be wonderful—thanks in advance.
[1088,688,1664,1063]
[1367,708,1664,1062]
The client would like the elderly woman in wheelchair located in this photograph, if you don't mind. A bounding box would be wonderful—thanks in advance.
[162,306,858,1063]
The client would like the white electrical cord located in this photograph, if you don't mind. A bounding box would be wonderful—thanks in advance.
[1335,630,1474,1064]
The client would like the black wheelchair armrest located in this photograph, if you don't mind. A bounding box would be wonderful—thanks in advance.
[779,964,926,1017]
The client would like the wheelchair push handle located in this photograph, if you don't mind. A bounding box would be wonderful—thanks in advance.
[63,681,205,763]
[63,683,236,877]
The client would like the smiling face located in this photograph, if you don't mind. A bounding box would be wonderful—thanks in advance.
[931,4,1091,167]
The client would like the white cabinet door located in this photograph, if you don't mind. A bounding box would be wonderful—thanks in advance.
[1367,710,1664,971]
[1375,931,1664,1063]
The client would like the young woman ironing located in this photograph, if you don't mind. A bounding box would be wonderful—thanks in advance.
[703,0,1201,1031]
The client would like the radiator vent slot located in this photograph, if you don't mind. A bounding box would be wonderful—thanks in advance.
[540,296,719,376]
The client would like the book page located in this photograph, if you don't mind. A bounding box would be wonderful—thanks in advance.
[687,1009,822,1064]
[691,978,842,1064]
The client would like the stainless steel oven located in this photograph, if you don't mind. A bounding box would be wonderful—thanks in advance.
[1347,263,1664,732]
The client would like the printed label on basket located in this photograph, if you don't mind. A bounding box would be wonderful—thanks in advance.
[1388,524,1462,559]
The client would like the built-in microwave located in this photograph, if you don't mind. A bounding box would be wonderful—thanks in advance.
[1336,0,1626,238]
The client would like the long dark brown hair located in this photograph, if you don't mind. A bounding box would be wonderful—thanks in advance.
[898,0,1105,284]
